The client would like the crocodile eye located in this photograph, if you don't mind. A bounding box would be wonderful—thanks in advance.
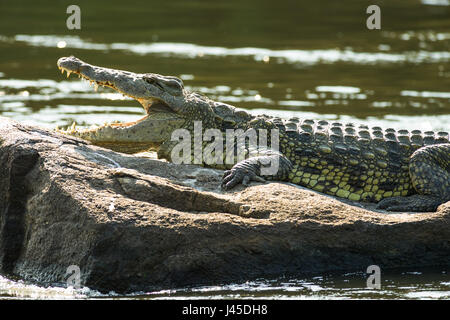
[144,76,164,90]
[164,78,184,93]
[166,76,184,88]
[143,75,184,95]
[143,76,154,84]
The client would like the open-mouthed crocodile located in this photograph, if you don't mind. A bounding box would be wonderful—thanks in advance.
[56,56,450,212]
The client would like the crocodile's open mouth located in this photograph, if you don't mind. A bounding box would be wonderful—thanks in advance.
[57,56,177,130]
[56,56,186,154]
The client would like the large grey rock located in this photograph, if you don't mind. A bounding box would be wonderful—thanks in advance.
[0,116,449,293]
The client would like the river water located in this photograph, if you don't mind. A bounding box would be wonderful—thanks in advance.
[1,269,449,300]
[0,0,449,299]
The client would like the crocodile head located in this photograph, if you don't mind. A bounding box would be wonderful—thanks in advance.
[56,56,246,155]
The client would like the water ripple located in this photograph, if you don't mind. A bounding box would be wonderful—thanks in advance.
[2,34,450,65]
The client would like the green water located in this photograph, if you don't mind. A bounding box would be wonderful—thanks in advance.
[0,0,449,299]
[1,269,449,300]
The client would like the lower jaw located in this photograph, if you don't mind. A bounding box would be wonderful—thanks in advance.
[107,115,149,128]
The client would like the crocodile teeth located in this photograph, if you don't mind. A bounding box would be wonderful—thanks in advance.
[94,83,99,91]
[66,71,72,78]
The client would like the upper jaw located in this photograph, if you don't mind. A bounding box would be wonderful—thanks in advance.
[57,56,168,113]
[57,56,121,93]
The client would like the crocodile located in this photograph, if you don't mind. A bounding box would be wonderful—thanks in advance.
[56,56,450,212]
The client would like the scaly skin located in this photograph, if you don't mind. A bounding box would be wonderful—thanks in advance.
[56,56,450,212]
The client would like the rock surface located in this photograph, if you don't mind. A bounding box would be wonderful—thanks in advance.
[0,116,449,293]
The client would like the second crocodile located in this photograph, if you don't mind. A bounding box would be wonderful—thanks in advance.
[56,56,450,212]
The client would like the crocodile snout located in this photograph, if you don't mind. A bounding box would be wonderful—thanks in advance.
[57,56,84,72]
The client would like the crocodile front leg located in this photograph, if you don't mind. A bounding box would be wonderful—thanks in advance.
[377,143,450,212]
[221,151,293,190]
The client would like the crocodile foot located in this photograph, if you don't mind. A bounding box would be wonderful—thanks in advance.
[221,163,266,190]
[376,195,444,212]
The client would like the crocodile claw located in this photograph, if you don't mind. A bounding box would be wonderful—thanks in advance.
[221,168,266,190]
